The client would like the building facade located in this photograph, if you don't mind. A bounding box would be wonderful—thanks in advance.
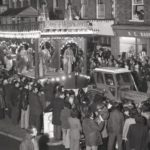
[0,0,115,78]
[113,0,150,58]
[47,0,113,20]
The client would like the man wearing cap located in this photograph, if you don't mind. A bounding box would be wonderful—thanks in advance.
[29,85,45,134]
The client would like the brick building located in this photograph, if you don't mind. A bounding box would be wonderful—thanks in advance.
[0,0,115,49]
[47,0,113,20]
[112,0,150,58]
[0,0,114,19]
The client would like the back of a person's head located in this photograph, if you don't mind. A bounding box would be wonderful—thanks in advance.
[71,108,79,118]
[129,108,139,118]
[69,90,75,96]
[39,134,49,150]
[64,101,71,109]
[135,115,146,125]
[113,103,123,112]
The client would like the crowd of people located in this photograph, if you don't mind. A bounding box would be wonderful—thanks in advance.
[0,69,150,150]
[44,83,150,150]
[0,40,85,76]
[88,46,150,92]
[0,40,150,150]
[1,40,150,93]
[0,40,35,74]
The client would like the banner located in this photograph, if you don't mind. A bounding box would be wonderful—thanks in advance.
[43,112,54,138]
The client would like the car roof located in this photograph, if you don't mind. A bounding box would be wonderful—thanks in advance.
[94,67,131,74]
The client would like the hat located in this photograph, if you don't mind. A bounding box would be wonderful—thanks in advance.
[135,115,145,124]
[69,90,75,96]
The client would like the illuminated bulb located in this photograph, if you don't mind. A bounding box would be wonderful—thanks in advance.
[56,77,60,82]
[51,78,55,82]
[68,75,72,78]
[86,76,90,79]
[61,76,66,81]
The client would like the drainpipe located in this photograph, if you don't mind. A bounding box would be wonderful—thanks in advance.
[13,0,17,8]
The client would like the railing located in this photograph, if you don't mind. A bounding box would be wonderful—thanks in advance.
[43,20,92,30]
[0,19,114,34]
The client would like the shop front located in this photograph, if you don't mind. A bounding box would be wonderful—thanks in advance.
[113,25,150,58]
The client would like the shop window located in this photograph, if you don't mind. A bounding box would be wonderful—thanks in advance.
[53,0,58,10]
[2,0,7,5]
[96,0,105,19]
[119,37,147,58]
[81,0,88,18]
[0,6,7,14]
[132,0,144,21]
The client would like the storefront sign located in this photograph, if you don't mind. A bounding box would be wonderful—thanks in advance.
[44,20,91,30]
[128,31,150,37]
[116,29,150,38]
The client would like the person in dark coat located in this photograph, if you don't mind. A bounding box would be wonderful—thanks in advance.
[60,102,71,149]
[127,115,149,150]
[11,81,21,125]
[82,108,104,150]
[29,87,45,134]
[107,103,124,150]
[0,88,5,119]
[97,103,109,150]
[20,86,30,129]
[45,90,64,141]
[68,108,82,150]
[3,80,13,118]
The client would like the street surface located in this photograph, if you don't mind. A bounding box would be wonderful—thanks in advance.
[0,134,20,150]
[0,134,65,150]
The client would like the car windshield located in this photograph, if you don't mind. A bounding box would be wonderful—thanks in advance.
[116,72,136,89]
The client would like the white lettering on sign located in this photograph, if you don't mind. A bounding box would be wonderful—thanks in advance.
[128,32,131,36]
[140,32,150,37]
[128,31,150,38]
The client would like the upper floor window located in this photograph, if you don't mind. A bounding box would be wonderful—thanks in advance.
[53,0,58,10]
[81,0,88,18]
[81,0,88,5]
[96,0,105,19]
[132,0,144,21]
[2,0,7,5]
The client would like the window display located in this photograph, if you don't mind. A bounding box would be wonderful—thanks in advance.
[119,37,147,59]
